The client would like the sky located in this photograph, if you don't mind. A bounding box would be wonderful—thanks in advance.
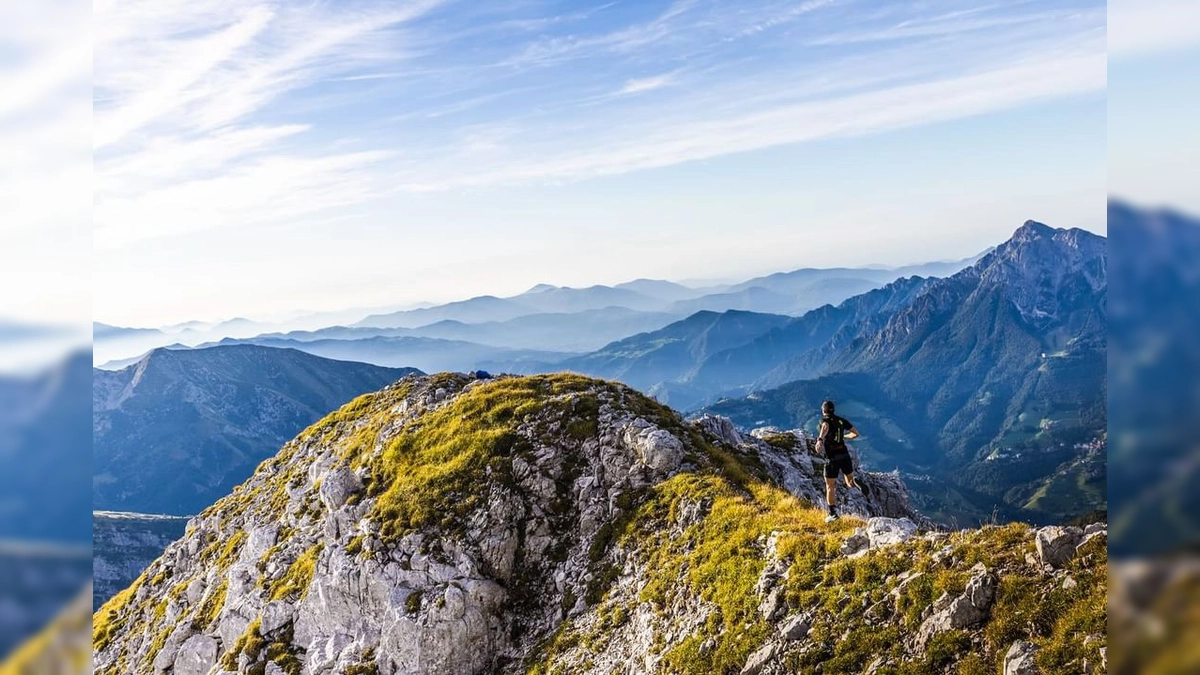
[91,0,1110,327]
[1109,0,1200,213]
[0,0,91,368]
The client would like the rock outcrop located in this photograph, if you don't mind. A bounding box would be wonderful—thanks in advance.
[1035,525,1084,568]
[93,373,1107,675]
[1004,640,1039,675]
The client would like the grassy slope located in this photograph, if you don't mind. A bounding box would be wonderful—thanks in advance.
[94,373,1107,675]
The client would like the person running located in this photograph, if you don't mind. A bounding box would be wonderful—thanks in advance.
[815,400,867,522]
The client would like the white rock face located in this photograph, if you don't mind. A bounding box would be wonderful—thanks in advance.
[94,378,936,675]
[1036,526,1083,568]
[842,517,920,558]
[865,517,919,548]
[779,612,813,641]
[1004,640,1039,675]
[621,419,684,472]
[173,634,218,675]
[317,466,362,509]
[913,563,997,652]
[692,416,931,526]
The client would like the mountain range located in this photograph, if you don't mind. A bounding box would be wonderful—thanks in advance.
[93,372,1106,675]
[196,335,571,375]
[700,221,1106,525]
[93,345,420,516]
[247,306,681,353]
[91,219,1104,529]
[548,275,941,410]
[348,258,982,335]
[93,256,982,370]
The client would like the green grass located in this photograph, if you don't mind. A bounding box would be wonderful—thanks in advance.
[358,374,664,541]
[268,544,322,601]
[527,473,1106,675]
[95,372,1107,675]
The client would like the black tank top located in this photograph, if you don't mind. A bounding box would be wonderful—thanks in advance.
[820,415,853,455]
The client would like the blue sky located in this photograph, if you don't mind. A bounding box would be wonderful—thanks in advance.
[93,0,1107,326]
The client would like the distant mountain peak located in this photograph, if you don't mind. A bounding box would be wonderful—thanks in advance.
[1015,219,1054,237]
[524,283,559,294]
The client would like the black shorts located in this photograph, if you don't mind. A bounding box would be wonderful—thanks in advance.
[824,453,854,478]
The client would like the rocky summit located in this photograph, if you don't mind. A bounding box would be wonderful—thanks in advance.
[93,373,1106,675]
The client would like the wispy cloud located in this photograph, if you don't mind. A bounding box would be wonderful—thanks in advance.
[617,72,678,95]
[394,50,1105,190]
[1,0,91,327]
[94,0,445,248]
[94,0,1106,254]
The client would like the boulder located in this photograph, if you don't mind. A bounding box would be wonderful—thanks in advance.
[693,415,743,447]
[779,612,813,641]
[1004,640,1039,675]
[914,564,996,651]
[173,634,219,675]
[621,421,684,474]
[1035,526,1083,568]
[840,530,869,557]
[1078,529,1107,554]
[740,642,779,675]
[260,600,294,637]
[864,517,919,548]
[151,623,195,672]
[758,587,785,621]
[318,467,363,509]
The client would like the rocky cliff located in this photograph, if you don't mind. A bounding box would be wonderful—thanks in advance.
[93,512,190,608]
[93,373,1105,675]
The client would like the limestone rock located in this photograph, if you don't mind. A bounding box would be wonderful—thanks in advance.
[865,517,919,548]
[759,587,785,621]
[693,414,743,447]
[173,634,218,675]
[1035,526,1083,568]
[740,641,779,675]
[779,612,813,641]
[914,564,996,651]
[621,420,684,473]
[1004,640,1039,675]
[91,375,941,675]
[841,529,870,557]
[260,601,293,638]
[318,467,362,509]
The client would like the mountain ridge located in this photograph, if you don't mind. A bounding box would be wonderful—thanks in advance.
[93,372,1106,675]
[93,344,421,516]
[702,221,1106,525]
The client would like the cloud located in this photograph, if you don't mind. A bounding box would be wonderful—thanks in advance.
[617,73,677,95]
[93,0,1107,251]
[394,49,1106,191]
[0,0,91,326]
[94,0,446,248]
